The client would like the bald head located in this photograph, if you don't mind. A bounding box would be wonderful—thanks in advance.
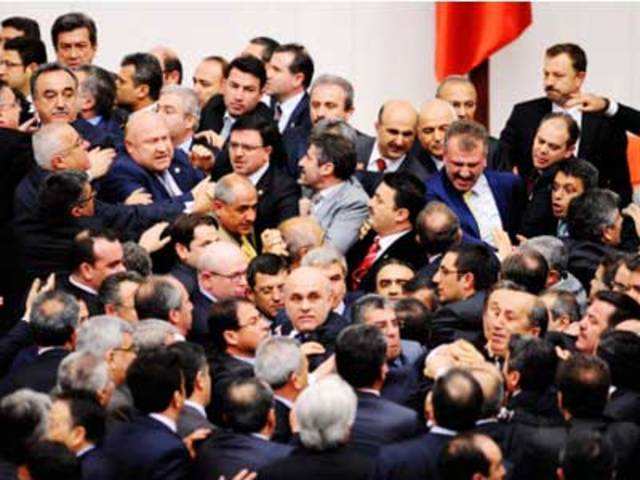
[436,76,478,121]
[198,240,247,273]
[278,216,325,267]
[417,99,457,158]
[213,173,258,237]
[375,100,418,160]
[124,111,174,173]
[198,240,249,299]
[284,266,332,333]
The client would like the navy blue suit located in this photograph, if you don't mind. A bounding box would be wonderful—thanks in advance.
[102,414,191,480]
[79,446,118,480]
[190,287,213,347]
[425,170,526,241]
[0,347,69,397]
[193,430,292,480]
[72,118,117,149]
[97,149,204,204]
[382,348,430,413]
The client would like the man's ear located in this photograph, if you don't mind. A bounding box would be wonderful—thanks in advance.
[50,154,67,171]
[175,242,189,262]
[137,84,150,101]
[70,205,83,218]
[394,207,410,224]
[223,329,238,347]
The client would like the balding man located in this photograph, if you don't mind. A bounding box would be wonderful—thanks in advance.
[150,45,182,86]
[191,241,249,345]
[277,216,325,267]
[192,56,227,107]
[98,111,207,206]
[274,266,349,370]
[357,100,430,196]
[411,98,456,174]
[436,75,503,170]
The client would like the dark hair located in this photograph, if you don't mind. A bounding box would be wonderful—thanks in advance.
[121,52,163,101]
[77,65,116,117]
[163,55,183,84]
[273,43,314,89]
[500,249,549,295]
[448,243,500,291]
[546,43,587,73]
[30,290,79,346]
[593,290,640,328]
[539,112,580,147]
[0,391,50,464]
[560,430,615,480]
[432,368,483,431]
[444,119,489,155]
[3,37,47,66]
[335,324,387,389]
[225,55,267,89]
[70,229,119,272]
[31,62,77,99]
[394,297,433,345]
[597,330,640,391]
[438,432,491,480]
[541,289,581,324]
[557,353,610,418]
[351,294,392,325]
[168,341,207,398]
[208,298,247,352]
[598,251,627,289]
[126,349,183,414]
[230,112,282,149]
[416,201,461,255]
[567,189,619,243]
[507,335,558,392]
[555,158,599,191]
[51,12,96,48]
[308,130,357,180]
[38,170,89,223]
[381,172,426,224]
[24,440,80,480]
[122,241,152,277]
[134,276,182,321]
[223,377,273,433]
[248,36,280,62]
[98,270,143,308]
[168,212,217,254]
[2,16,41,40]
[53,391,106,444]
[247,253,288,290]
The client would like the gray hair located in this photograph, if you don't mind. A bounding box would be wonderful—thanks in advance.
[310,74,355,111]
[56,350,110,395]
[255,337,305,389]
[301,245,347,273]
[311,118,357,145]
[160,84,201,130]
[436,74,475,98]
[0,389,52,443]
[133,319,179,351]
[524,236,568,274]
[295,374,356,450]
[32,123,71,169]
[75,315,134,357]
[351,293,394,324]
[123,241,153,277]
[214,174,254,204]
[30,290,79,347]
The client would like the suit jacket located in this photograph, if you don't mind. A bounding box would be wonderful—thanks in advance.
[190,287,214,347]
[374,430,454,480]
[57,274,103,317]
[177,403,215,438]
[519,162,563,238]
[499,97,640,204]
[564,239,622,291]
[346,230,425,293]
[193,429,292,480]
[207,352,254,427]
[0,347,68,397]
[605,388,640,425]
[199,94,273,134]
[350,391,424,457]
[272,398,293,444]
[259,445,374,480]
[0,320,33,378]
[97,149,204,204]
[382,349,430,413]
[425,169,526,241]
[79,446,118,480]
[72,118,116,150]
[102,414,191,480]
[254,164,300,238]
[311,179,369,254]
[429,291,487,348]
[169,262,197,298]
[506,388,564,428]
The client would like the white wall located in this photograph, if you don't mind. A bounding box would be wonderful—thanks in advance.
[5,2,639,137]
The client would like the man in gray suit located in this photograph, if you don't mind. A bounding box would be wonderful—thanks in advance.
[298,129,369,253]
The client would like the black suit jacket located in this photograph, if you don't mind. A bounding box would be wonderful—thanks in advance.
[382,350,430,414]
[272,398,293,444]
[193,429,292,480]
[102,414,191,480]
[429,291,487,348]
[207,352,254,426]
[0,347,68,397]
[519,162,563,238]
[347,230,425,293]
[190,287,213,347]
[604,388,640,425]
[57,274,103,317]
[169,262,197,298]
[0,320,33,378]
[259,445,374,480]
[254,164,300,238]
[564,239,622,291]
[506,388,564,429]
[79,446,118,480]
[350,391,424,457]
[499,97,638,204]
[176,404,215,438]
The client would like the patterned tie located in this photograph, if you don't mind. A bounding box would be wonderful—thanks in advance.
[376,158,387,172]
[350,236,381,290]
[240,235,257,260]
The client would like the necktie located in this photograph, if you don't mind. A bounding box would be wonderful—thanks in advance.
[350,236,381,290]
[274,104,283,121]
[376,158,387,172]
[220,115,233,140]
[240,235,257,260]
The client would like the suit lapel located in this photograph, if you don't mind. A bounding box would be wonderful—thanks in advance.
[284,93,309,132]
[440,174,481,238]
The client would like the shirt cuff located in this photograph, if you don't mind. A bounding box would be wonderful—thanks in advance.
[605,98,619,117]
[183,201,194,213]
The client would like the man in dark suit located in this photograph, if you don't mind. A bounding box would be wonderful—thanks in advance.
[254,337,308,444]
[375,368,484,480]
[347,172,426,293]
[228,113,299,238]
[194,377,292,479]
[430,244,500,347]
[500,43,640,205]
[103,349,195,480]
[169,342,215,438]
[409,98,457,176]
[51,12,97,69]
[511,354,640,480]
[115,52,162,113]
[336,324,423,457]
[97,111,206,205]
[0,290,78,397]
[426,119,526,246]
[247,254,288,322]
[1,37,47,106]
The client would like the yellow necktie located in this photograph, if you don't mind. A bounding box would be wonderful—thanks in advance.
[240,235,257,260]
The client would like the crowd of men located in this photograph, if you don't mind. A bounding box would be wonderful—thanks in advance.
[1,10,640,480]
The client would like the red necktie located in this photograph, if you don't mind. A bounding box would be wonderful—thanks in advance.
[351,236,381,290]
[376,158,387,172]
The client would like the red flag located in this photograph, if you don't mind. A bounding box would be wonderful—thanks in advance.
[435,2,532,81]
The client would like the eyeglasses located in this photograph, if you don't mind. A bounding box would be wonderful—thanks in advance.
[74,190,96,206]
[229,141,264,153]
[209,269,247,282]
[0,60,23,68]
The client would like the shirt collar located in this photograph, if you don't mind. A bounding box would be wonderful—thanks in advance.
[86,115,102,126]
[231,354,255,366]
[369,142,406,168]
[333,301,346,316]
[378,229,410,253]
[279,91,305,117]
[358,388,380,397]
[429,425,457,436]
[184,399,207,418]
[466,173,489,196]
[274,395,294,409]
[68,275,98,296]
[198,282,218,303]
[178,137,193,154]
[149,413,177,433]
[76,445,95,458]
[247,161,270,186]
[139,102,158,114]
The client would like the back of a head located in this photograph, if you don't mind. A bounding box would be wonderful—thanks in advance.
[416,201,461,255]
[75,314,132,357]
[133,319,179,351]
[524,235,568,275]
[56,350,109,398]
[4,37,47,67]
[432,368,483,431]
[465,363,504,419]
[507,335,558,393]
[308,130,357,180]
[501,248,549,295]
[381,172,426,225]
[295,374,356,451]
[222,377,273,434]
[567,189,619,243]
[2,16,41,40]
[560,430,615,480]
[208,298,243,353]
[30,290,79,347]
[254,336,304,390]
[449,243,500,291]
[597,329,640,391]
[24,440,80,480]
[122,241,152,277]
[135,275,181,321]
[126,348,182,414]
[52,390,106,445]
[438,432,492,480]
[335,324,386,389]
[557,353,611,418]
[167,341,207,398]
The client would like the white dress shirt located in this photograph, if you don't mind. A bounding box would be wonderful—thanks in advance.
[376,229,411,262]
[366,142,405,173]
[463,174,502,247]
[276,91,305,133]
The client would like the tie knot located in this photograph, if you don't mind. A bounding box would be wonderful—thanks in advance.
[375,158,387,173]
